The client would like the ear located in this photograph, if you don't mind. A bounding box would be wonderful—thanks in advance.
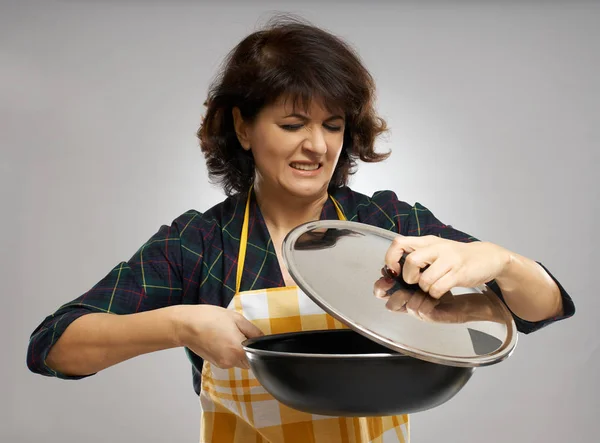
[232,107,251,151]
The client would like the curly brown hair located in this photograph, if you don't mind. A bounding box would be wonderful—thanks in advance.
[198,16,389,196]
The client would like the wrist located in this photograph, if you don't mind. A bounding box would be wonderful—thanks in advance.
[167,305,187,348]
[486,242,514,284]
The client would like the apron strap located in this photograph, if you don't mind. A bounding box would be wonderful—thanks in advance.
[235,187,347,294]
[330,195,347,221]
[236,188,253,295]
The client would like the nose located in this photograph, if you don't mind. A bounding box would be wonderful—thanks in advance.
[302,127,328,156]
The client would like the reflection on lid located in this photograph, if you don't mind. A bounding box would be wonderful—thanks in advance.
[468,329,504,355]
[294,228,364,250]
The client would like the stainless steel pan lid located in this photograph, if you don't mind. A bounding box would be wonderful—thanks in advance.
[282,220,517,367]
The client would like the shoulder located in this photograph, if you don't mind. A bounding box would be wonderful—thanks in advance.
[331,186,476,240]
[330,186,414,232]
[167,194,244,303]
[168,193,244,244]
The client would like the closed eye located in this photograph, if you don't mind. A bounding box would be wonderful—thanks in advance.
[280,124,303,131]
[323,124,343,132]
[280,124,343,132]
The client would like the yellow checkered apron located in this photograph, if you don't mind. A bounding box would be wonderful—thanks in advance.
[199,191,410,442]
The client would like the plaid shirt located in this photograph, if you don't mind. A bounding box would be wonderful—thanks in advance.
[27,187,575,395]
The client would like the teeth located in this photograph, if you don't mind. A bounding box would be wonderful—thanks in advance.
[291,163,319,171]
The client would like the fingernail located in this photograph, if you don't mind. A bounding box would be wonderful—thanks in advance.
[382,265,398,279]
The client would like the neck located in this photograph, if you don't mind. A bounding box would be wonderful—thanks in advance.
[253,182,328,238]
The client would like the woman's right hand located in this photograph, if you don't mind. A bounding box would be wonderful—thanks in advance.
[172,305,264,369]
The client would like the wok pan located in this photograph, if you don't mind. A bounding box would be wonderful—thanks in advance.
[243,329,474,416]
[242,220,517,416]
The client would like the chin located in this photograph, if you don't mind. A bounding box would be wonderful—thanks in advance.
[283,182,329,199]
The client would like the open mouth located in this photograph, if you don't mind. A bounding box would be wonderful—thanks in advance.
[290,162,321,171]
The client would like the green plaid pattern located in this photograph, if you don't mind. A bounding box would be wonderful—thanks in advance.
[27,186,575,394]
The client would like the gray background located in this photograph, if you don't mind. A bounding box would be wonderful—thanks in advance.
[2,1,598,442]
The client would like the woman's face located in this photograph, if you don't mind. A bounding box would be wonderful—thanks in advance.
[234,96,345,200]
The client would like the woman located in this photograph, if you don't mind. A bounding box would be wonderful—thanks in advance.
[27,17,575,443]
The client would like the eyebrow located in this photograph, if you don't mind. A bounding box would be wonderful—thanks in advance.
[282,113,345,122]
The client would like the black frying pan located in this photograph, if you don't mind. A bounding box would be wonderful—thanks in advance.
[242,328,474,417]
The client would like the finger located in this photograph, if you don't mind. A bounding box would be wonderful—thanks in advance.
[228,334,251,370]
[429,271,458,299]
[373,276,396,299]
[417,258,453,294]
[384,235,440,273]
[401,246,439,285]
[235,314,264,338]
[232,317,259,370]
[238,356,250,370]
[385,235,436,275]
[384,240,411,277]
[385,288,415,311]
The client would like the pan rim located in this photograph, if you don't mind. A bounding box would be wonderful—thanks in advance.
[242,329,412,360]
[242,347,407,359]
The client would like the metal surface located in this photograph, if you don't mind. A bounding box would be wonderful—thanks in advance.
[282,220,518,367]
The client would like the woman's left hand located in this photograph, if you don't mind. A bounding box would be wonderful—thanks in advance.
[383,235,511,299]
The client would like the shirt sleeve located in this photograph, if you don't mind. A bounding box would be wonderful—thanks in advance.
[26,212,197,379]
[372,192,575,334]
